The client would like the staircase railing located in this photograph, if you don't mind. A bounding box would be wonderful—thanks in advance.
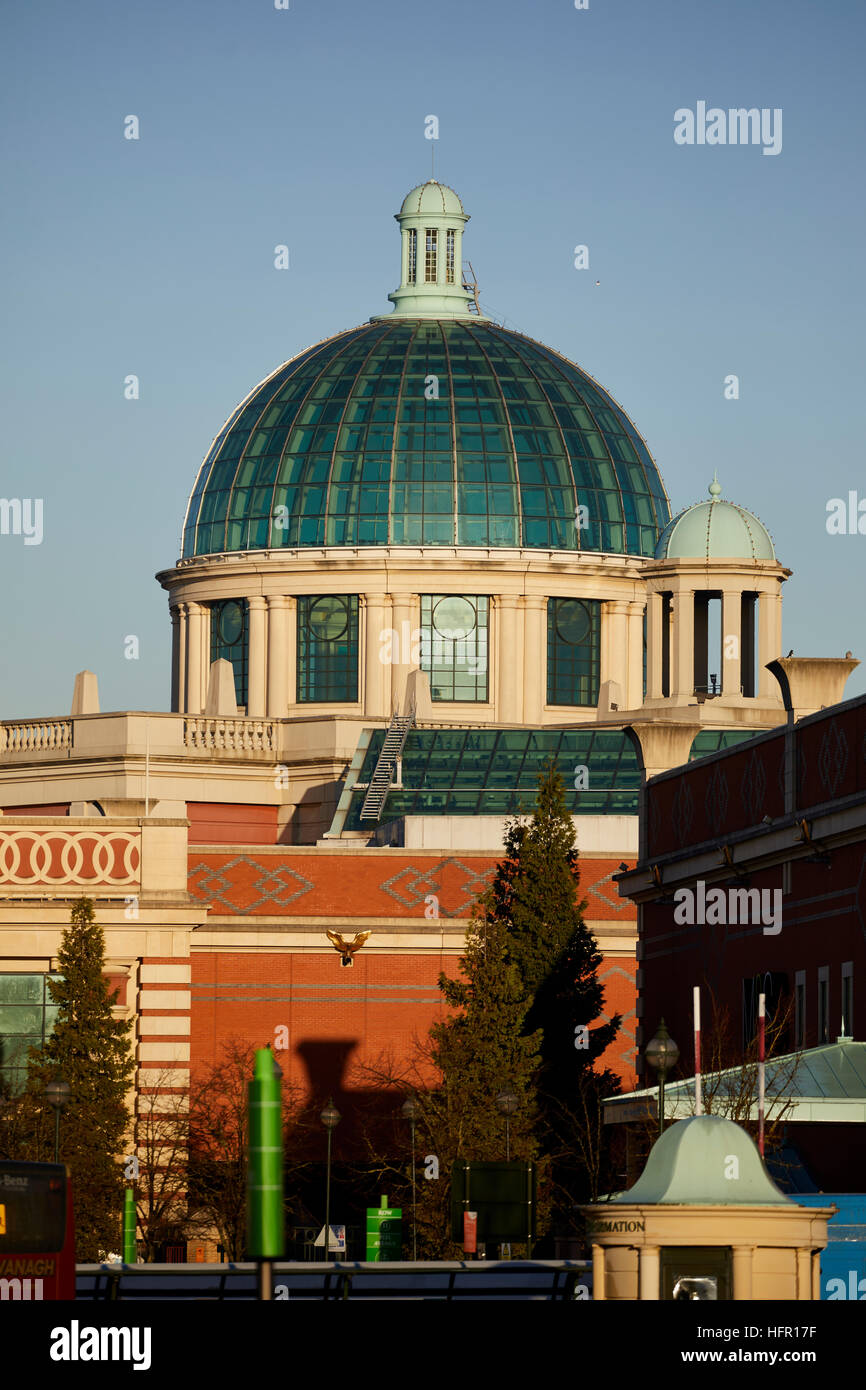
[359,701,416,823]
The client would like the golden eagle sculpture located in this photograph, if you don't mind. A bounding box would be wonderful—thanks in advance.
[326,929,371,967]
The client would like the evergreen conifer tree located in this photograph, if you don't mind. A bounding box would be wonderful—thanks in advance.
[431,905,541,1155]
[486,763,622,1218]
[401,905,543,1254]
[27,897,135,1259]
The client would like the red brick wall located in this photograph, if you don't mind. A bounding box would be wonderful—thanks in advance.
[187,849,633,922]
[639,695,866,1080]
[187,850,638,1095]
[640,846,865,1066]
[187,803,278,845]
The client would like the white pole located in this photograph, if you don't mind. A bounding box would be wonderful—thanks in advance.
[693,986,702,1116]
[758,993,766,1157]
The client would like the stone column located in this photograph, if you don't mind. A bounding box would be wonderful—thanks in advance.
[266,596,289,717]
[170,606,181,713]
[722,588,743,697]
[176,604,187,714]
[246,596,266,717]
[811,1251,821,1301]
[591,1243,606,1302]
[496,595,521,723]
[602,599,630,697]
[732,1246,753,1300]
[364,594,392,721]
[626,600,645,709]
[458,228,466,285]
[646,590,664,699]
[287,597,298,706]
[638,1245,660,1300]
[522,595,547,724]
[186,602,205,715]
[391,593,415,714]
[758,588,783,698]
[796,1247,812,1301]
[671,588,694,699]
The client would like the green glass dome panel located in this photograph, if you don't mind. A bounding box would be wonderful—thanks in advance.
[182,321,670,558]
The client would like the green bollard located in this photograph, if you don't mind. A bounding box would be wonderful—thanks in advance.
[122,1187,137,1264]
[247,1047,284,1299]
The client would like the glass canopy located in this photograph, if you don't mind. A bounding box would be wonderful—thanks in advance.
[335,727,756,832]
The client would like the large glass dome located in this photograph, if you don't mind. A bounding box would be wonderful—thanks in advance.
[182,319,670,559]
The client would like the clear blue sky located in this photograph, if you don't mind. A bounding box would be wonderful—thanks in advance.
[1,0,863,716]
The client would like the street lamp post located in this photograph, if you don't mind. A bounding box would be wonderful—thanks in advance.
[45,1079,70,1163]
[495,1090,519,1261]
[320,1098,340,1262]
[401,1095,417,1261]
[645,1019,680,1140]
[496,1090,518,1161]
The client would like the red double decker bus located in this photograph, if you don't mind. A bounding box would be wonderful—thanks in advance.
[0,1161,75,1300]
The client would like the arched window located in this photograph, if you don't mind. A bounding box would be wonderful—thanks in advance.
[297,595,359,702]
[210,599,248,707]
[547,598,600,706]
[419,595,488,702]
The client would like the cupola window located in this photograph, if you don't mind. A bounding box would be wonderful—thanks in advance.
[425,228,438,282]
[446,229,455,284]
[407,228,417,284]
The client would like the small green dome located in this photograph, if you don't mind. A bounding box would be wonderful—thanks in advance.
[655,477,776,561]
[612,1114,792,1205]
[399,180,466,218]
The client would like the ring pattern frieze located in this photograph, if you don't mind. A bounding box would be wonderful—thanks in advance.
[0,830,140,886]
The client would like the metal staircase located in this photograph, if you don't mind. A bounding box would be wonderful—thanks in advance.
[359,704,415,823]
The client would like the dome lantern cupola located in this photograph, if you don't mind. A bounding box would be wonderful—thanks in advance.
[643,476,788,710]
[655,474,776,562]
[373,180,486,321]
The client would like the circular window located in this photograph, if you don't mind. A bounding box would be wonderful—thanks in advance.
[217,600,244,647]
[307,595,349,642]
[432,595,476,640]
[556,599,591,646]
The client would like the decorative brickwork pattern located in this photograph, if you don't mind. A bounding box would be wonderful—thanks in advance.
[0,829,140,886]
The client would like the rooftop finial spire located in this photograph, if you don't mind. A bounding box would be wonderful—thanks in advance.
[709,473,722,499]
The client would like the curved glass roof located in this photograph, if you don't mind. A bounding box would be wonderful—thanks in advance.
[182,320,670,558]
